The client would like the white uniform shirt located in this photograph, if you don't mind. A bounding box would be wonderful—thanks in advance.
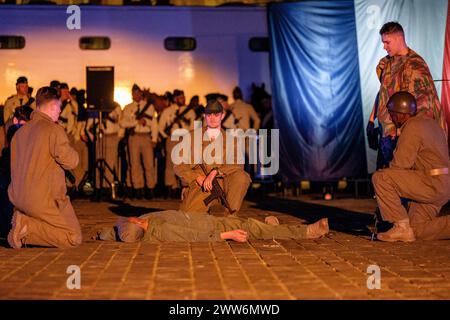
[86,105,122,138]
[230,99,260,131]
[221,109,238,130]
[205,127,221,141]
[120,100,158,142]
[58,99,79,137]
[158,104,196,138]
[3,94,36,123]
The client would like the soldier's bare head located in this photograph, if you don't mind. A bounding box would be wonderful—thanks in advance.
[173,89,185,107]
[204,100,224,129]
[233,86,243,100]
[380,22,404,36]
[16,76,29,96]
[132,84,143,103]
[36,86,61,122]
[59,82,71,101]
[380,22,408,57]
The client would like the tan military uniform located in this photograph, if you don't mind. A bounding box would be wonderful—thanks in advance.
[0,119,5,151]
[97,210,308,243]
[8,111,82,248]
[221,109,238,130]
[59,99,88,186]
[230,99,260,131]
[58,99,78,137]
[372,113,450,240]
[3,94,36,123]
[73,123,89,187]
[120,100,158,189]
[158,104,196,189]
[173,127,251,214]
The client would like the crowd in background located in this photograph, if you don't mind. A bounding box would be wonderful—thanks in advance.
[0,76,274,201]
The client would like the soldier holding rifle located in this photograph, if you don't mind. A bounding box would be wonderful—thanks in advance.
[173,100,251,215]
[158,89,196,198]
[120,84,158,199]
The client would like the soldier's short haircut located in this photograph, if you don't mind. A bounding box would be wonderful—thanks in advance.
[132,83,141,92]
[36,86,59,107]
[59,82,69,90]
[173,89,184,97]
[50,80,60,89]
[379,22,404,36]
[217,94,228,102]
[233,86,243,100]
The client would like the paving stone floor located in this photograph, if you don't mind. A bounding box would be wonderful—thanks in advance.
[1,195,450,300]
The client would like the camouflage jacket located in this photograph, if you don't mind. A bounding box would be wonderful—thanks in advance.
[376,48,447,137]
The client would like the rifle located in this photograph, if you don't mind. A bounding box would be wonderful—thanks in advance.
[198,163,236,214]
[61,99,70,111]
[163,105,193,137]
[101,111,118,129]
[23,97,35,109]
[125,97,154,138]
[58,99,71,124]
[59,116,69,124]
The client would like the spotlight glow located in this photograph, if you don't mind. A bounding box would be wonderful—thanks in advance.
[114,86,132,109]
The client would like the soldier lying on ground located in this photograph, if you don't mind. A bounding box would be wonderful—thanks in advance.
[94,210,329,243]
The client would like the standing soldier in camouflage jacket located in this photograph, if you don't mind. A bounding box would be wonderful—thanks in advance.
[367,22,448,167]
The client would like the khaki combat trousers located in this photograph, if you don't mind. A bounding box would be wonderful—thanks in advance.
[180,170,251,214]
[128,133,155,189]
[373,169,450,240]
[15,197,82,248]
[96,133,119,188]
[165,138,178,188]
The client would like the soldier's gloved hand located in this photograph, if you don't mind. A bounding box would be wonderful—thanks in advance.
[366,121,379,150]
[366,121,375,137]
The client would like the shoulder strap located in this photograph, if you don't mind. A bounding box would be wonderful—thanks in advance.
[222,110,232,123]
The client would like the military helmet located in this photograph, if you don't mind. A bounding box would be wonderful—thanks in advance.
[387,91,417,115]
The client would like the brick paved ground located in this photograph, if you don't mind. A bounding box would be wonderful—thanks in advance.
[1,195,450,300]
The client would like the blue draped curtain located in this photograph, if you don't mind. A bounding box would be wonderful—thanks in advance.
[268,1,367,182]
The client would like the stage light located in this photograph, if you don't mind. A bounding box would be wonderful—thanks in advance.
[114,86,132,109]
[322,183,334,201]
[337,178,347,190]
[300,180,310,191]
